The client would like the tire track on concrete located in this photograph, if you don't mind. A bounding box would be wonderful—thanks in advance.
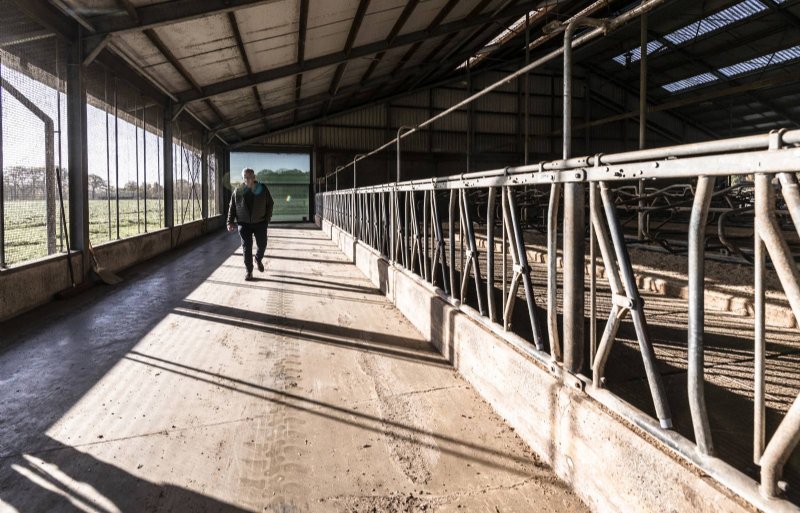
[231,272,310,512]
[357,348,440,486]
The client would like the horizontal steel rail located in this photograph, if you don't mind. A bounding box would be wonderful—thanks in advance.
[316,128,800,511]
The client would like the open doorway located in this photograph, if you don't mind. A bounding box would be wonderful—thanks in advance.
[229,151,311,222]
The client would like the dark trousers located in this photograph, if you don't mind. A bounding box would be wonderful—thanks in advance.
[238,221,268,272]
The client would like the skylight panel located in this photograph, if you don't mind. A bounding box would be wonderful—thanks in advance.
[664,0,765,45]
[718,44,800,76]
[611,41,664,65]
[612,0,766,65]
[662,72,718,92]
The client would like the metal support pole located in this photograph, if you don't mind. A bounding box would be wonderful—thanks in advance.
[637,13,647,241]
[135,96,141,233]
[67,38,88,265]
[0,55,4,268]
[563,21,588,373]
[352,156,362,238]
[688,175,714,455]
[202,133,209,219]
[754,218,766,464]
[487,187,497,322]
[115,79,120,237]
[163,102,174,228]
[449,190,456,299]
[143,104,148,230]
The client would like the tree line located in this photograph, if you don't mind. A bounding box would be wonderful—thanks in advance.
[2,166,212,200]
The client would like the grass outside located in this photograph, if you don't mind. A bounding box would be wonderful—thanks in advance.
[2,199,198,266]
[3,189,307,266]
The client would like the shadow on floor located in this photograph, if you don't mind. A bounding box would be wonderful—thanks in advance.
[0,439,250,513]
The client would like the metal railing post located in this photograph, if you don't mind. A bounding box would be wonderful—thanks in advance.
[688,175,715,455]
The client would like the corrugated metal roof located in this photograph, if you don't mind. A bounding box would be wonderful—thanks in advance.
[612,0,768,65]
[661,72,718,93]
[718,44,800,76]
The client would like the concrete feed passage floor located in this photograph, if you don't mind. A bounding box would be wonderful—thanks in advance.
[0,224,587,513]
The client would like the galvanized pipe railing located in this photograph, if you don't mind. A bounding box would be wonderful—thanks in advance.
[320,128,800,505]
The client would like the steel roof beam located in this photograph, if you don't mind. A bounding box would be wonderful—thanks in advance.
[387,0,460,77]
[175,0,541,106]
[359,0,420,84]
[89,0,284,36]
[215,42,496,134]
[144,29,238,137]
[227,11,268,130]
[325,0,372,114]
[293,0,310,125]
[10,0,78,41]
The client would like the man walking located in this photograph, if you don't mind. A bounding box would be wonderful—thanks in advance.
[227,167,275,281]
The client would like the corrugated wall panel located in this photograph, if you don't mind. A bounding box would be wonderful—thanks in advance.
[529,74,553,95]
[319,126,385,150]
[391,89,430,108]
[433,88,469,109]
[259,126,314,146]
[476,134,517,153]
[432,131,466,153]
[329,104,387,127]
[475,70,518,93]
[475,92,518,113]
[390,106,429,127]
[398,130,429,153]
[475,113,516,135]
[432,110,468,132]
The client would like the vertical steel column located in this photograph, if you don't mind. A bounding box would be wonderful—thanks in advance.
[423,190,429,280]
[0,55,4,268]
[201,133,209,219]
[562,22,586,373]
[487,187,497,322]
[524,12,530,166]
[352,156,361,238]
[135,97,141,232]
[449,190,456,298]
[501,186,508,329]
[163,102,174,228]
[104,71,111,240]
[688,175,714,455]
[637,13,647,241]
[754,213,766,464]
[67,37,89,266]
[467,64,473,173]
[143,104,148,230]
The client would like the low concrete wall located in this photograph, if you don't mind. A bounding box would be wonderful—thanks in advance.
[320,219,797,513]
[0,216,224,322]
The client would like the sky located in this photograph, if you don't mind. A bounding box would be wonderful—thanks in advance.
[229,151,310,174]
[2,62,308,190]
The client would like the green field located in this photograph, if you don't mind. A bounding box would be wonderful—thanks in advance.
[2,191,307,266]
[266,184,310,222]
[2,199,205,266]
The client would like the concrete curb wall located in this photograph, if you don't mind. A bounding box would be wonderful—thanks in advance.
[0,216,224,322]
[319,219,797,513]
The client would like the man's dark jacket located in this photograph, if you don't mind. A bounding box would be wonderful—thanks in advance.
[227,182,275,224]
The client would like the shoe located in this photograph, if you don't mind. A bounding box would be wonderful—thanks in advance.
[256,259,264,272]
[245,271,254,281]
